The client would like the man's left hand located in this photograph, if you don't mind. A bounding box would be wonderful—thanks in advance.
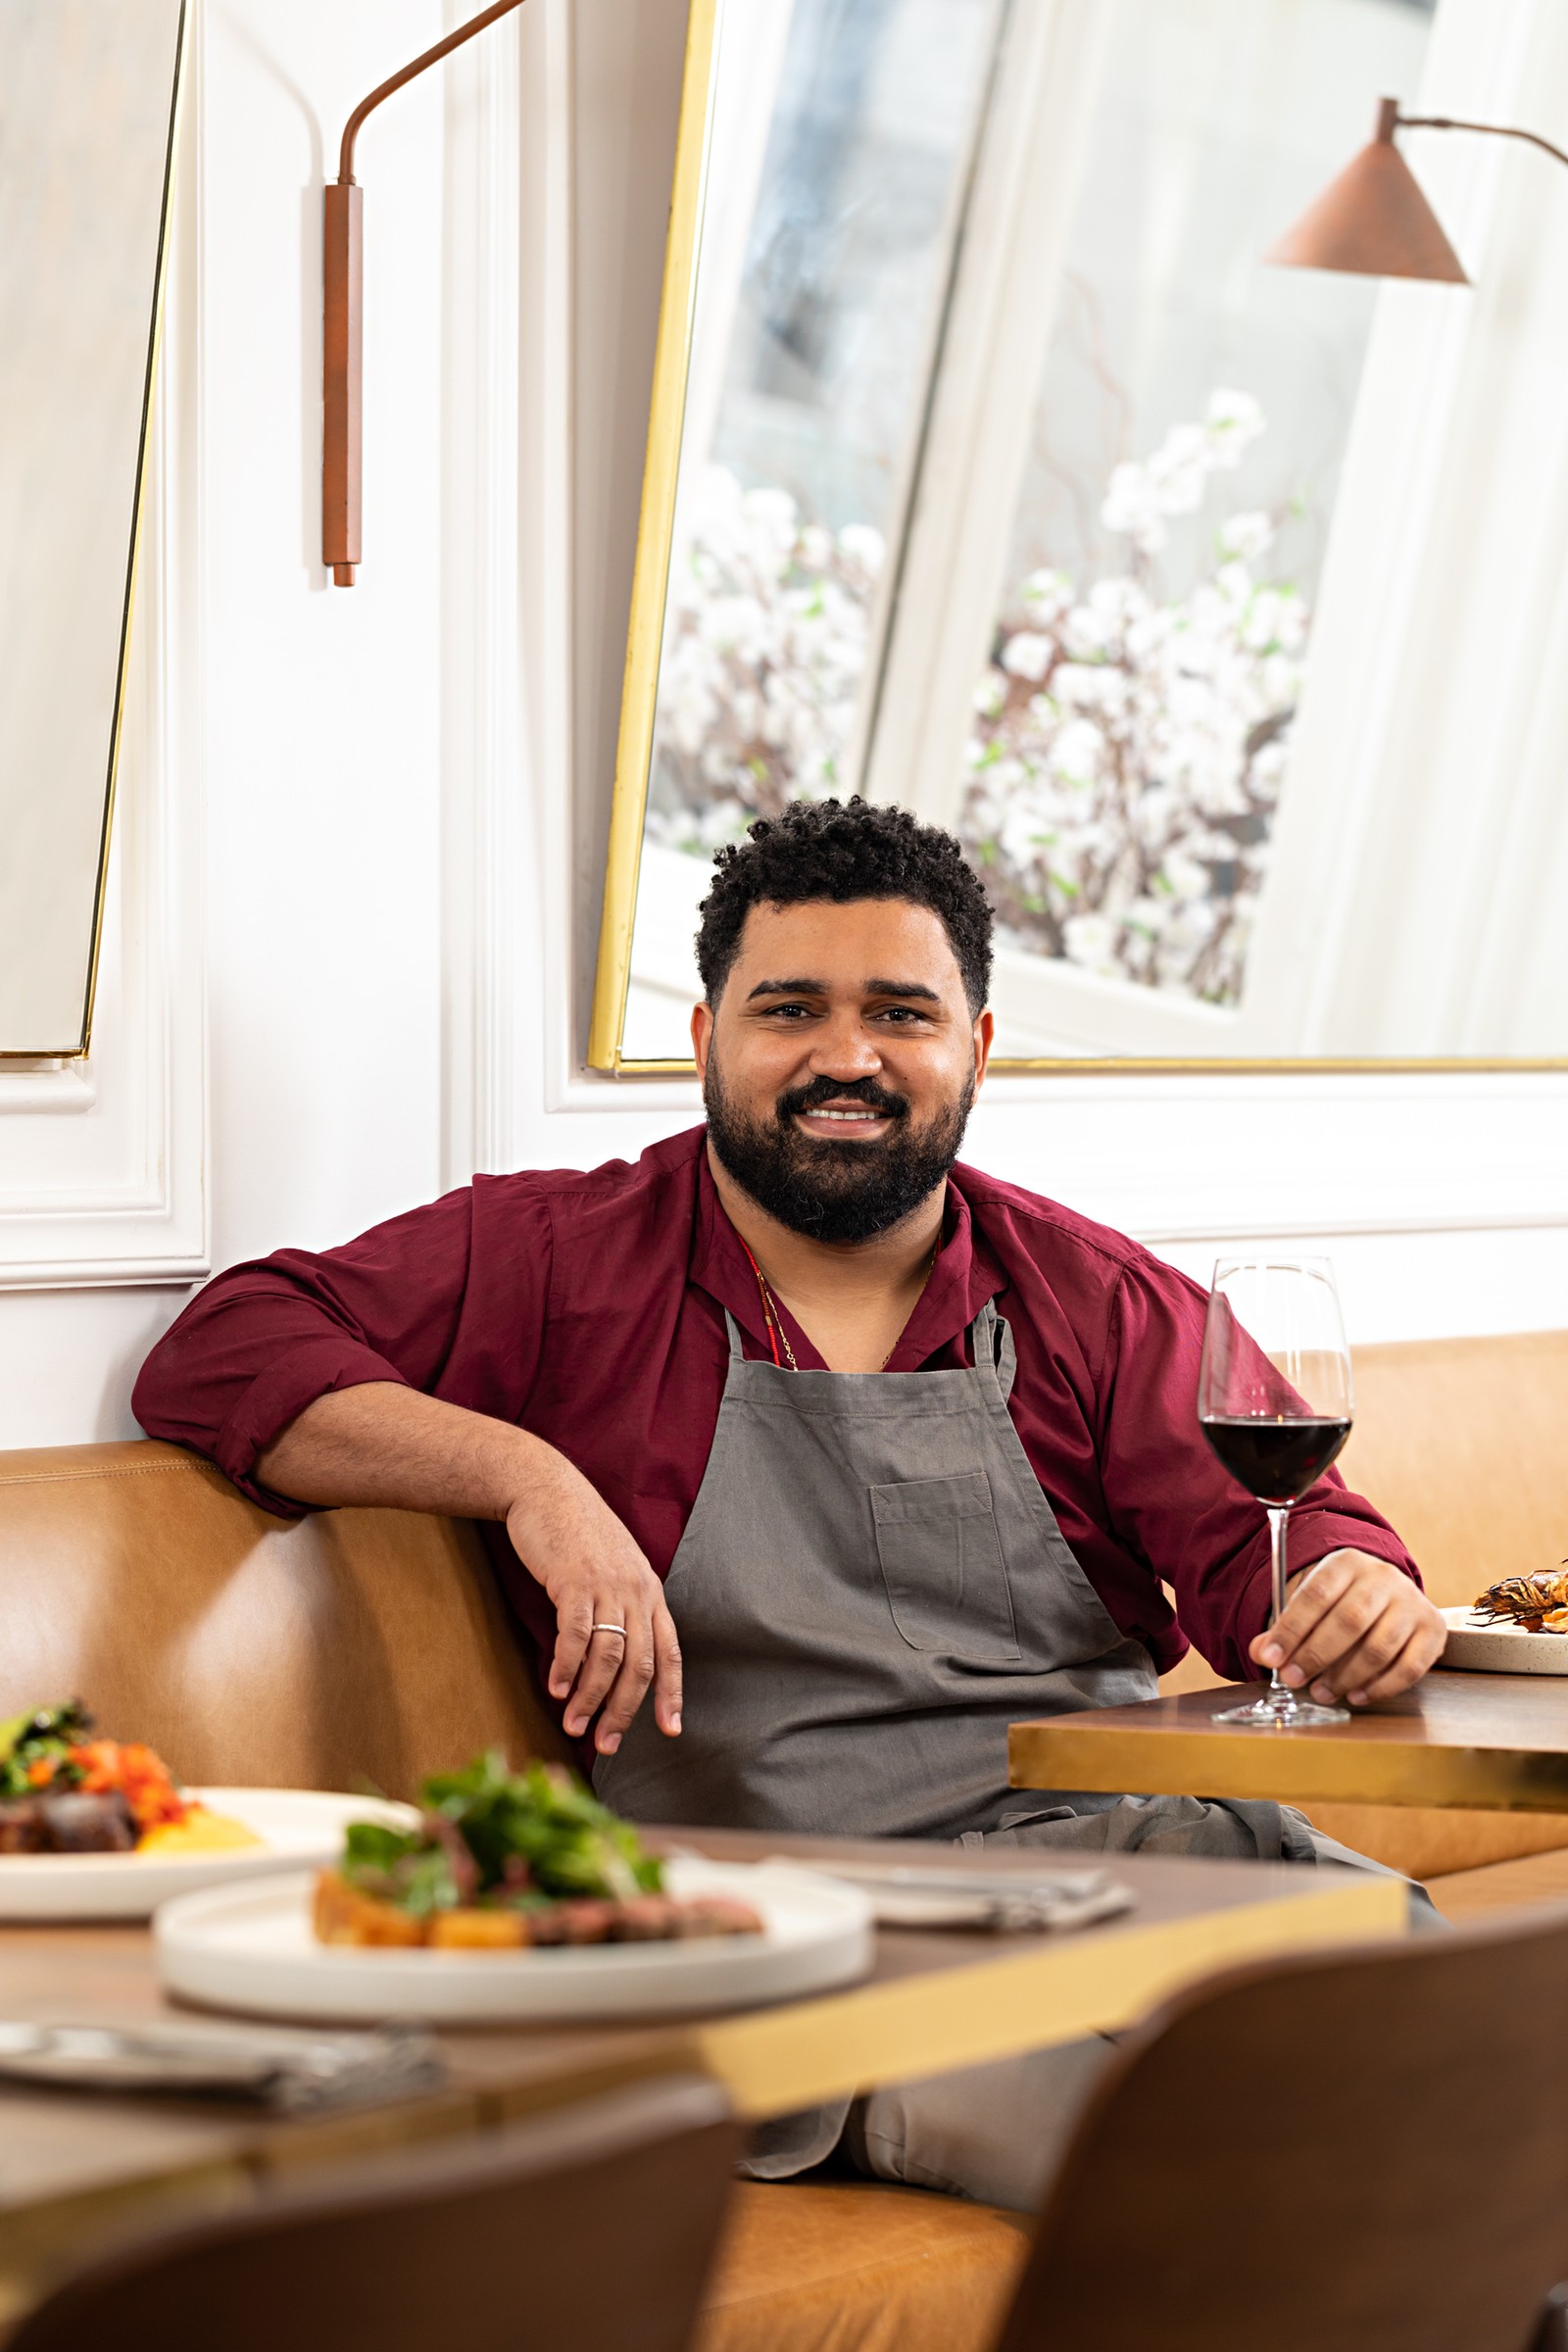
[1250,1549,1446,1706]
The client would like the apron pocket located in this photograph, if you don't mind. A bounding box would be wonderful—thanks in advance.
[871,1471,1021,1662]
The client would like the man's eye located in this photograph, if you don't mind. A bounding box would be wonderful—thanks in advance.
[763,1003,813,1019]
[874,1005,928,1023]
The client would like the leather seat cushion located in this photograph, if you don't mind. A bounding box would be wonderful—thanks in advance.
[692,2180,1032,2352]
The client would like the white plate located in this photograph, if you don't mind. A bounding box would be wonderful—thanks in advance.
[0,1789,418,1922]
[156,1858,873,2024]
[1442,1605,1568,1677]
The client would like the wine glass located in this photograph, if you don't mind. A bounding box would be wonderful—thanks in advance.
[1199,1258,1354,1728]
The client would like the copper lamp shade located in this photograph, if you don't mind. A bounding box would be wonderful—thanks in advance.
[1265,97,1468,284]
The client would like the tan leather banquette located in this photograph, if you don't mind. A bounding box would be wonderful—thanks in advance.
[2,1326,1565,2352]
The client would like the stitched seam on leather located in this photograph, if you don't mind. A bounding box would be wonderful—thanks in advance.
[0,1460,205,1490]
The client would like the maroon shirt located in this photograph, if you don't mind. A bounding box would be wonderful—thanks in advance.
[133,1126,1418,1698]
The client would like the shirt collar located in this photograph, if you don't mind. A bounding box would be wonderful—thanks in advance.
[689,1135,1004,1368]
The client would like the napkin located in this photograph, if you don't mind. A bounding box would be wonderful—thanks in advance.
[773,1860,1135,1932]
[0,2018,444,2111]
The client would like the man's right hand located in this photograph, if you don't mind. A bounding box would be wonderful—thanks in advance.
[504,1466,683,1757]
[256,1383,682,1759]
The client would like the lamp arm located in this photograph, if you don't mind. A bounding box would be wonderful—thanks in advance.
[1397,113,1568,175]
[338,0,531,184]
[323,0,530,585]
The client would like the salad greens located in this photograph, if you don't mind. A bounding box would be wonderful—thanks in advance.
[341,1752,664,1917]
[0,1702,92,1798]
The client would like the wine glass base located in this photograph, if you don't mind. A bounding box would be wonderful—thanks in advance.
[1215,1691,1351,1729]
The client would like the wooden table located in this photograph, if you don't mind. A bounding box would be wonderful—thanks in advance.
[0,1828,1401,2329]
[1009,1671,1568,1814]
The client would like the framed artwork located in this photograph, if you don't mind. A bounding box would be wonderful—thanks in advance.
[590,0,1565,1074]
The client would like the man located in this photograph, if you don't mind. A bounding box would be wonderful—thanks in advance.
[136,798,1444,2206]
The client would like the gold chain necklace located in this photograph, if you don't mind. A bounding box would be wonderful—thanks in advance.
[740,1239,939,1374]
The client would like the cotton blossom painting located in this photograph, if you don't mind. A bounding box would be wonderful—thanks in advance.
[959,391,1305,1009]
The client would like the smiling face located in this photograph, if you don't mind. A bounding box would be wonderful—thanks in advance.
[691,897,993,1245]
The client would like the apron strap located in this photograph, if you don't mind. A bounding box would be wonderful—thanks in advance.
[970,1298,1017,1403]
[721,1308,748,1362]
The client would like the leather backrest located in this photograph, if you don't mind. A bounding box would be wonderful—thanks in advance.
[1,1326,1561,1791]
[1341,1329,1568,1607]
[0,1441,569,1795]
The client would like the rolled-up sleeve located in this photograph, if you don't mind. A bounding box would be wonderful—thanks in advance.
[1099,1260,1422,1683]
[133,1186,501,1514]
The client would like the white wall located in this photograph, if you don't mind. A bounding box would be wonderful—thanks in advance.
[0,0,1563,1450]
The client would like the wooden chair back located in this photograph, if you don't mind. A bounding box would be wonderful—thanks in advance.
[10,2075,739,2352]
[996,1908,1568,2352]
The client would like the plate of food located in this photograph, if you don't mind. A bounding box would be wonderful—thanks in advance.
[0,1701,416,1920]
[1442,1574,1568,1676]
[156,1751,873,2023]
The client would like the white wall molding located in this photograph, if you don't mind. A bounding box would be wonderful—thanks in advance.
[440,0,525,1188]
[529,1,588,1147]
[0,17,207,1294]
[0,1066,97,1116]
[967,1069,1568,1243]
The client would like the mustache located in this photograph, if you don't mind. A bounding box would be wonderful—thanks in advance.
[776,1075,909,1124]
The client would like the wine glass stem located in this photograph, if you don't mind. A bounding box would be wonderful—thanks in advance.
[1268,1503,1292,1695]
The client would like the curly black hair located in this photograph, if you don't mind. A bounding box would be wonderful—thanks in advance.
[694,798,994,1016]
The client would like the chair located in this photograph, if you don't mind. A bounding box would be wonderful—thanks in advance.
[993,1905,1568,2352]
[10,2075,740,2352]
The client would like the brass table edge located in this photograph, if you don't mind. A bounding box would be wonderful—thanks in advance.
[690,1872,1404,2119]
[1008,1723,1568,1813]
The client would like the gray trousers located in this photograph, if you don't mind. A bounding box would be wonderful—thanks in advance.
[744,1795,1442,2213]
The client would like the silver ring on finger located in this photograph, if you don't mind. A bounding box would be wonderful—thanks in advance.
[591,1622,627,1638]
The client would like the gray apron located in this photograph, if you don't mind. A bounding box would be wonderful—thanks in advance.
[593,1298,1330,2177]
[595,1299,1290,1851]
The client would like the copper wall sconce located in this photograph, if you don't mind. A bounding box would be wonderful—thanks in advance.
[323,0,529,585]
[1266,94,1568,283]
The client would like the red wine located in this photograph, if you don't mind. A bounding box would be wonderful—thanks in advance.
[1200,1415,1351,1504]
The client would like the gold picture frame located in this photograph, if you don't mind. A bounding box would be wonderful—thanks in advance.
[587,0,722,1077]
[587,0,1566,1081]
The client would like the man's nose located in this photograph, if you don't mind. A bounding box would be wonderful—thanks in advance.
[808,1012,883,1079]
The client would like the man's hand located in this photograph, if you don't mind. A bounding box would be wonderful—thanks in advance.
[1250,1549,1446,1706]
[504,1467,683,1759]
[256,1383,681,1759]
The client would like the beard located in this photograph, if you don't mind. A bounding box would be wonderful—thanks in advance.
[704,1052,975,1246]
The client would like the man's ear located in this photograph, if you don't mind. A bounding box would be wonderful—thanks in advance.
[971,1007,995,1097]
[691,1000,713,1080]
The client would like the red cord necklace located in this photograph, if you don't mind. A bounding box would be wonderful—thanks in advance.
[739,1238,797,1369]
